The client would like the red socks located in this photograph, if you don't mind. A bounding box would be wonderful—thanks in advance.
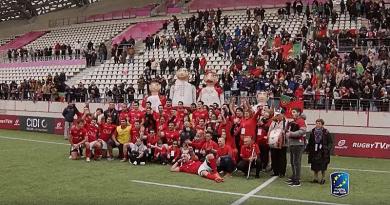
[85,147,91,158]
[94,148,101,160]
[207,158,217,172]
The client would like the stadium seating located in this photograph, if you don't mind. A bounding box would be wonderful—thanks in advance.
[0,31,47,51]
[26,21,132,50]
[0,61,85,83]
[79,10,306,97]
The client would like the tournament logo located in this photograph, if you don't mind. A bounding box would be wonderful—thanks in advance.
[335,139,348,149]
[330,172,350,197]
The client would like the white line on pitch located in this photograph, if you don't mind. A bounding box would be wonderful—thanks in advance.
[1,135,389,174]
[0,136,69,146]
[131,180,350,205]
[300,165,390,174]
[231,176,278,205]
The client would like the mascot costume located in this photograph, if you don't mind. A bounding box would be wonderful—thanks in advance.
[170,68,197,107]
[252,91,269,112]
[197,70,224,107]
[142,81,166,112]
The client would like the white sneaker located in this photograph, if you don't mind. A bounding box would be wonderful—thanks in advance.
[68,155,72,159]
[140,162,145,165]
[86,157,91,162]
[107,157,114,161]
[133,161,137,165]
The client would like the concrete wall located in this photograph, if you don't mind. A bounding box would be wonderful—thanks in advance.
[1,100,390,135]
[0,0,160,39]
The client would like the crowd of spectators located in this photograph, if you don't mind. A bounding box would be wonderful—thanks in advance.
[1,4,390,112]
[4,40,108,67]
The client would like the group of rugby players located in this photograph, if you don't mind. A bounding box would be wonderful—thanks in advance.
[67,97,306,184]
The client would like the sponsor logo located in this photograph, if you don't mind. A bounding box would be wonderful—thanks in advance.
[331,172,350,197]
[55,122,63,130]
[26,118,48,128]
[351,142,390,150]
[335,139,348,149]
[0,118,14,124]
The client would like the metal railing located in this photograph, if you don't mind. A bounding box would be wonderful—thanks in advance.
[1,92,389,112]
[337,37,390,53]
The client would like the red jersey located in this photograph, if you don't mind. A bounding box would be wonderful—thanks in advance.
[168,146,181,161]
[192,109,209,124]
[240,144,260,160]
[85,123,99,142]
[154,145,167,158]
[147,134,160,146]
[216,145,235,163]
[130,127,141,143]
[179,160,202,174]
[201,140,218,152]
[99,123,116,142]
[191,138,205,151]
[119,110,130,121]
[164,130,180,145]
[128,109,144,124]
[256,118,272,145]
[70,126,87,144]
[156,121,168,132]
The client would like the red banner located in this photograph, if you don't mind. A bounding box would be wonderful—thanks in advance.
[334,134,390,159]
[0,115,20,130]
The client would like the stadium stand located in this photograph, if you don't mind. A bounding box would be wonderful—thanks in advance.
[0,31,48,51]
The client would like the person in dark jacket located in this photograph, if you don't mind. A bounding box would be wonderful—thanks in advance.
[180,121,196,146]
[104,102,119,125]
[62,102,80,140]
[306,119,332,185]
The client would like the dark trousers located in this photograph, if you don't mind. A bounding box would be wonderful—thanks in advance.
[270,147,287,176]
[259,144,270,170]
[217,156,236,173]
[129,152,146,163]
[236,155,261,176]
[290,145,304,182]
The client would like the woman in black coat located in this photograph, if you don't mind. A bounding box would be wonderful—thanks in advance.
[306,119,332,185]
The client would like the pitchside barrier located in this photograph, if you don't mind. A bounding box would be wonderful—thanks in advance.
[0,100,389,159]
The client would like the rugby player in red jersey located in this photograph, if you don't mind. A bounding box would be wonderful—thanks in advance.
[99,116,116,160]
[167,141,181,164]
[128,101,144,125]
[69,119,90,162]
[171,153,224,183]
[192,101,209,126]
[85,118,103,160]
[118,103,130,122]
[194,118,206,133]
[163,99,173,115]
[237,137,261,178]
[200,131,218,158]
[163,121,180,145]
[216,137,236,176]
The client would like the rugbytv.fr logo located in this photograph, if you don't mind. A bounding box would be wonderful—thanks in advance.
[330,172,350,197]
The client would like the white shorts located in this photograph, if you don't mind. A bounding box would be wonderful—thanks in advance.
[89,140,101,150]
[197,160,212,176]
[100,141,107,150]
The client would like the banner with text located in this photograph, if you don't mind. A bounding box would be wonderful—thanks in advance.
[0,115,64,135]
[334,134,390,159]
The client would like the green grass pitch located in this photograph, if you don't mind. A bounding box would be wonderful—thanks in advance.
[0,130,389,205]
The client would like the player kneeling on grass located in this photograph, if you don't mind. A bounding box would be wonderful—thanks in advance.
[69,119,91,162]
[99,116,116,160]
[85,118,103,160]
[171,153,224,183]
[150,139,168,164]
[128,138,147,165]
[237,136,261,178]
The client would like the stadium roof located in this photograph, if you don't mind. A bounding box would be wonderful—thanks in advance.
[0,0,98,22]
